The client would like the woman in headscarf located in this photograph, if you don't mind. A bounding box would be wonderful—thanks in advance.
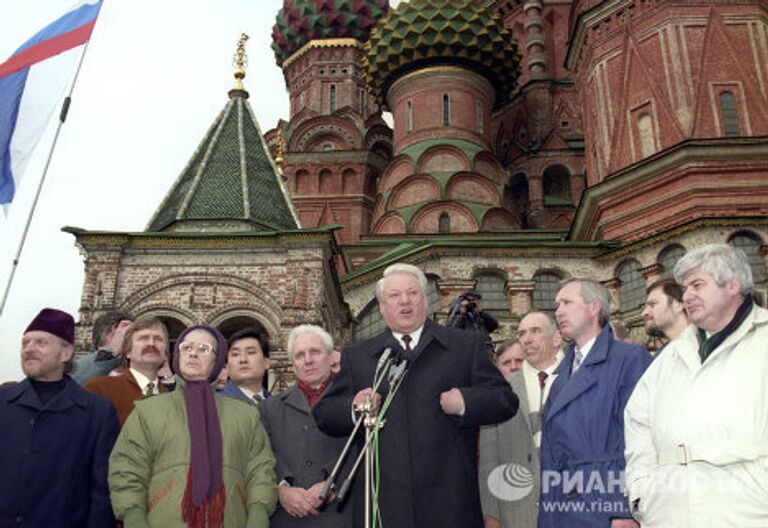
[109,325,277,528]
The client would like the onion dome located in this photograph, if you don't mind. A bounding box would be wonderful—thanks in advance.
[364,0,521,106]
[272,0,390,66]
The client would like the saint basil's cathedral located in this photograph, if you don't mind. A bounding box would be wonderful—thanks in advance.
[67,0,768,386]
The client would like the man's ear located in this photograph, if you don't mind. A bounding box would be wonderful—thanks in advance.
[552,331,563,350]
[264,357,271,371]
[62,343,75,363]
[725,278,742,298]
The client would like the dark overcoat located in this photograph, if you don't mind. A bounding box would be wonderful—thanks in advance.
[260,384,352,528]
[313,319,518,528]
[538,325,651,527]
[0,376,119,527]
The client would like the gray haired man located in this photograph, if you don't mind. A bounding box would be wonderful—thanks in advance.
[625,243,768,526]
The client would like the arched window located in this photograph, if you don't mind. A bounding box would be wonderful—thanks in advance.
[442,93,451,127]
[729,231,766,282]
[355,299,386,341]
[329,84,337,113]
[637,113,656,158]
[475,273,508,318]
[439,212,450,233]
[617,259,645,311]
[657,244,686,278]
[406,100,414,132]
[476,100,484,134]
[533,272,562,311]
[542,165,572,206]
[720,91,740,137]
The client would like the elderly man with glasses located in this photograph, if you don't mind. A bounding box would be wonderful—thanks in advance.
[108,324,278,528]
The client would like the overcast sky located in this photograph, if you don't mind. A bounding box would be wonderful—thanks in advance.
[0,0,328,381]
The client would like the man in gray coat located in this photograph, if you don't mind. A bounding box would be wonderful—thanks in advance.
[479,311,562,528]
[260,324,352,528]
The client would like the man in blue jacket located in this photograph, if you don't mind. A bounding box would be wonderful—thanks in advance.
[0,308,119,528]
[539,279,650,528]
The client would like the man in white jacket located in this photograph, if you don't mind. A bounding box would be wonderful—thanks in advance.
[624,243,768,526]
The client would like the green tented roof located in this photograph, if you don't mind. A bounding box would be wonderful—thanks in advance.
[147,91,299,232]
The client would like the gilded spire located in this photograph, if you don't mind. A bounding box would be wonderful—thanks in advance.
[233,33,249,91]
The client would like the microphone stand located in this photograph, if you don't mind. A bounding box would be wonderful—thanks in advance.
[320,348,409,528]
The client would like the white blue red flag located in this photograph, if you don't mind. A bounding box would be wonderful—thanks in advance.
[0,0,102,205]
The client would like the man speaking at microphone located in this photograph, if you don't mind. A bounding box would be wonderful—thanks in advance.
[314,263,518,528]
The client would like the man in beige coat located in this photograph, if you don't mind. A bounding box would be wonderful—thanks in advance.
[625,243,768,526]
[479,311,562,528]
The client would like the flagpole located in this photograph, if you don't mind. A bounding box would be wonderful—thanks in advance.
[0,39,93,317]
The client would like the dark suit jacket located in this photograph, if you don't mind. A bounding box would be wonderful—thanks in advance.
[217,379,270,405]
[479,370,539,528]
[0,377,119,527]
[260,384,352,528]
[84,370,167,427]
[313,319,518,528]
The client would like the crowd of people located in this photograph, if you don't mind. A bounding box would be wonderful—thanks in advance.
[0,242,765,527]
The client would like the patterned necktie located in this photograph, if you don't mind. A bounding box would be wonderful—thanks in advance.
[537,370,549,390]
[572,348,584,374]
[253,393,264,403]
[144,382,155,398]
[402,334,412,358]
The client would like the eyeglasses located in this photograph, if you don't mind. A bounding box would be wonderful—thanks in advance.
[179,341,215,356]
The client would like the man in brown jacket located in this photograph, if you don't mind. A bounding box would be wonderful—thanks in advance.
[84,317,169,426]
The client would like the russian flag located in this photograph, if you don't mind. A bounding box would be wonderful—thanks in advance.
[0,0,103,205]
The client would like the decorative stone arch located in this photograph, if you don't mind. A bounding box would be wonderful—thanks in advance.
[364,124,393,154]
[293,168,311,194]
[208,306,281,345]
[409,202,478,233]
[388,175,441,209]
[372,211,406,234]
[481,207,520,231]
[286,106,319,133]
[472,151,507,185]
[446,172,499,205]
[289,115,362,151]
[416,144,470,174]
[332,106,367,129]
[131,305,195,326]
[656,244,687,277]
[380,154,415,193]
[122,274,284,320]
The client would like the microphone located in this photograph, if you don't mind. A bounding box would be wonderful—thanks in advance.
[377,346,393,372]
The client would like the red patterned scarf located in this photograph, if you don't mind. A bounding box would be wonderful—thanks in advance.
[296,374,333,407]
